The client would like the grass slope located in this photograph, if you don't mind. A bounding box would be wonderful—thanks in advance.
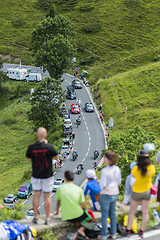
[0,0,46,63]
[95,61,160,136]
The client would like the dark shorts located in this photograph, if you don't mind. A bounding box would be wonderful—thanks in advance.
[67,211,88,223]
[157,180,160,202]
[131,190,150,201]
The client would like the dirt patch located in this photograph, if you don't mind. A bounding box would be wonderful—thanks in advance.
[0,54,19,64]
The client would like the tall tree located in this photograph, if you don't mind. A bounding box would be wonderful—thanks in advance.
[29,77,65,129]
[31,14,77,78]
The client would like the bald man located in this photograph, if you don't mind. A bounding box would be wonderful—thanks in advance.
[26,127,58,225]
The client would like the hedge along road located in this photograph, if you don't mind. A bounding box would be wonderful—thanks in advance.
[2,64,105,214]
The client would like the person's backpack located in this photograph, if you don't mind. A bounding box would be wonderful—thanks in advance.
[0,220,35,240]
[77,222,102,239]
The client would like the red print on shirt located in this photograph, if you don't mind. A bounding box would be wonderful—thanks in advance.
[33,149,49,169]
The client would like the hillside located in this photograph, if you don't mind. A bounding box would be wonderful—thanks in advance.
[94,61,160,136]
[1,0,160,213]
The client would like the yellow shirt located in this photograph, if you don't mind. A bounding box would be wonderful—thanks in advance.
[132,164,155,193]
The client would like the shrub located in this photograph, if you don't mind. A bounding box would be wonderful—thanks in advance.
[124,0,142,8]
[2,119,17,125]
[82,22,101,33]
[12,20,25,27]
[79,56,97,65]
[79,3,94,11]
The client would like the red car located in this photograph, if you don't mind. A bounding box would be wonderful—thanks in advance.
[71,103,81,114]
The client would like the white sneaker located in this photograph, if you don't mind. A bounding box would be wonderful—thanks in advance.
[108,234,116,239]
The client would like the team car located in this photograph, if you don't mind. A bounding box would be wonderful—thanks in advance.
[72,79,83,89]
[85,102,95,112]
[52,178,65,192]
[71,103,81,114]
[18,183,32,199]
[63,119,72,128]
[60,145,70,155]
[3,194,20,209]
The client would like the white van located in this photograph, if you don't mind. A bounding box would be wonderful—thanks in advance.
[25,73,43,82]
[7,68,28,80]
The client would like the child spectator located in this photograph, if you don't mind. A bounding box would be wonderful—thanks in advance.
[84,169,101,211]
[122,161,136,205]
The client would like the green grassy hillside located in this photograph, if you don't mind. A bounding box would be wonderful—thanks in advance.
[0,0,46,63]
[94,61,160,136]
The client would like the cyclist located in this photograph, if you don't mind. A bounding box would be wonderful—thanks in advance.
[94,149,99,159]
[77,163,84,171]
[76,115,81,125]
[72,150,78,159]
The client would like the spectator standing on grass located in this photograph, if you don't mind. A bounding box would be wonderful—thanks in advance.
[124,105,127,115]
[98,151,121,240]
[124,150,155,238]
[106,122,109,131]
[26,127,58,225]
[99,103,103,111]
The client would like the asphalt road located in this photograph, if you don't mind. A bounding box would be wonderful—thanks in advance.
[2,64,105,213]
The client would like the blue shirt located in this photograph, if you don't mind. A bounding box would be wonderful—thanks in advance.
[84,179,101,210]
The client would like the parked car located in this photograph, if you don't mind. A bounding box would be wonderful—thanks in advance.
[18,183,32,199]
[3,194,20,209]
[62,138,73,149]
[64,119,72,128]
[60,145,70,155]
[85,103,95,112]
[63,126,72,137]
[71,103,81,114]
[72,79,82,89]
[53,178,65,192]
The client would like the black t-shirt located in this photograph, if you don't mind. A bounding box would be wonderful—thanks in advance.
[26,141,58,179]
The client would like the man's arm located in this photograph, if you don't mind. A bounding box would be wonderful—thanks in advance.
[80,202,86,210]
[27,158,32,162]
[54,200,60,215]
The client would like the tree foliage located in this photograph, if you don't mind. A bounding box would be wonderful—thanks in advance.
[31,14,77,78]
[29,77,65,130]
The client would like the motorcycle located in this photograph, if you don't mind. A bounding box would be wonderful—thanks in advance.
[77,167,82,175]
[72,154,77,161]
[94,152,99,159]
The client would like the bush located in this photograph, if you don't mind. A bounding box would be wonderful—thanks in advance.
[82,22,101,33]
[12,19,25,27]
[79,3,94,11]
[2,119,17,125]
[124,0,142,8]
[79,56,97,65]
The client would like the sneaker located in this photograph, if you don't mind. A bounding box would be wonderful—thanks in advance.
[97,236,107,240]
[108,234,116,239]
[121,229,131,237]
[138,230,144,238]
[32,217,38,224]
[44,219,51,225]
[154,222,160,229]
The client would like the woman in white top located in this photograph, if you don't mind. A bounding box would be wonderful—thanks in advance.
[99,151,121,240]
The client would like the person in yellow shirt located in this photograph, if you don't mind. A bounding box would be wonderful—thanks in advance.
[124,150,155,238]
